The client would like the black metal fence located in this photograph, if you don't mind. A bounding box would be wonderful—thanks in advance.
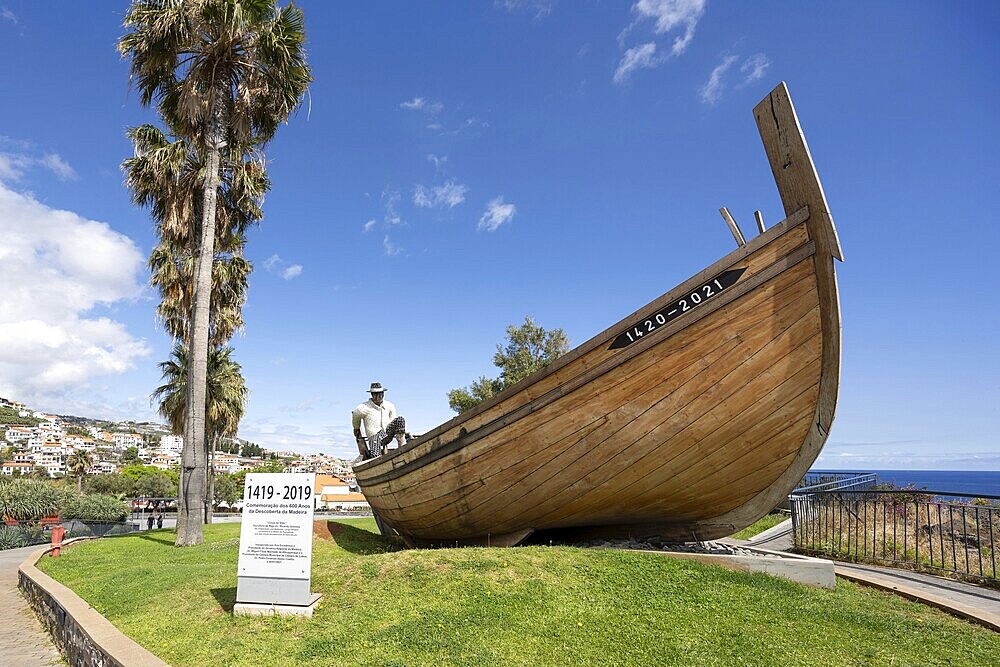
[790,489,1000,583]
[0,519,135,551]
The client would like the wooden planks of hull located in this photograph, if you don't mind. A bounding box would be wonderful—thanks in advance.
[374,254,817,518]
[368,255,822,540]
[355,82,843,545]
[356,219,811,483]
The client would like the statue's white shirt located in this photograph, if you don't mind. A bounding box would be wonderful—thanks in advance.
[351,399,397,440]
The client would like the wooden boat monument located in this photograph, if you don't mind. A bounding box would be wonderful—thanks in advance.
[355,82,843,547]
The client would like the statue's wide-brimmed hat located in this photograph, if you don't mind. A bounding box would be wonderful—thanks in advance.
[368,382,386,393]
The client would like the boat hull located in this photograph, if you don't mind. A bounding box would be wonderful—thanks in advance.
[355,83,842,545]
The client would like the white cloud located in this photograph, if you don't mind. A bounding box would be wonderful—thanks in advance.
[238,421,357,458]
[614,42,661,85]
[40,153,77,181]
[362,218,377,233]
[414,180,468,209]
[1,7,15,24]
[0,153,30,181]
[0,181,150,404]
[630,0,706,56]
[281,264,303,280]
[382,189,403,226]
[478,196,517,232]
[699,53,770,105]
[413,186,432,208]
[383,235,402,256]
[615,0,705,83]
[400,97,443,115]
[0,144,77,182]
[814,448,1000,471]
[263,254,303,280]
[427,153,447,169]
[740,53,770,86]
[699,54,738,105]
[495,0,556,19]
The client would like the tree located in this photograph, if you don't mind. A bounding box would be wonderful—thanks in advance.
[137,472,177,498]
[122,446,140,464]
[120,0,311,547]
[447,376,502,414]
[213,474,240,508]
[84,474,134,497]
[66,450,93,495]
[152,343,248,523]
[125,124,261,347]
[448,317,570,413]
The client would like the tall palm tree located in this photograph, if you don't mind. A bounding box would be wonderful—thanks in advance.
[125,122,260,531]
[152,343,248,523]
[66,451,94,495]
[120,0,311,545]
[124,124,265,347]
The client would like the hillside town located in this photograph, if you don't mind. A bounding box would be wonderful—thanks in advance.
[0,396,363,510]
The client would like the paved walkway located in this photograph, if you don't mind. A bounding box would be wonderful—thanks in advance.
[740,519,1000,631]
[0,545,62,666]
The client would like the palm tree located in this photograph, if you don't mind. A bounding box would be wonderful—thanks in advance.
[124,124,264,347]
[152,343,248,523]
[127,125,258,529]
[66,451,94,495]
[120,0,311,545]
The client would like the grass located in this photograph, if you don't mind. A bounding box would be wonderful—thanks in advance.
[37,519,1000,667]
[729,512,789,541]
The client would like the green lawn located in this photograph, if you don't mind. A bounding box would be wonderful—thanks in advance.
[38,519,1000,667]
[729,512,790,540]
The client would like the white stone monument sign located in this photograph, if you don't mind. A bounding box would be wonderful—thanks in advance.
[234,472,321,616]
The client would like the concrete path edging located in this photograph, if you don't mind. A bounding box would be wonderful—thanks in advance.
[834,565,1000,633]
[18,538,169,667]
[625,546,837,588]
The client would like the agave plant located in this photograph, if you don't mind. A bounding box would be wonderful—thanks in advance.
[0,525,29,550]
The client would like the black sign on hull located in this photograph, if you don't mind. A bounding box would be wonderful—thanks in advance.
[608,268,747,350]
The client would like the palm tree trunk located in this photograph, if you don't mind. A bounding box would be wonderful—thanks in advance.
[205,434,216,524]
[177,98,225,547]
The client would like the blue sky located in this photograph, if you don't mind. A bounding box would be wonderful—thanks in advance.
[1,1,997,469]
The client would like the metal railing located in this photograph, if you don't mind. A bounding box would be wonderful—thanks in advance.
[794,471,878,493]
[0,519,135,550]
[790,489,1000,583]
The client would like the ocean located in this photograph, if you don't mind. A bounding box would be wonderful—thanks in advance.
[815,469,1000,498]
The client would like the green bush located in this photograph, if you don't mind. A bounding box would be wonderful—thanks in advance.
[61,495,129,522]
[0,478,66,520]
[0,525,29,549]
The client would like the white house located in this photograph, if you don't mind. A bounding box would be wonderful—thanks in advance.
[160,434,183,454]
[4,427,35,444]
[313,474,370,511]
[112,433,144,449]
[213,453,242,474]
[150,454,178,471]
[0,461,34,476]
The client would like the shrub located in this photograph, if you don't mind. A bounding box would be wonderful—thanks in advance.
[61,494,129,522]
[0,525,29,550]
[0,478,65,520]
